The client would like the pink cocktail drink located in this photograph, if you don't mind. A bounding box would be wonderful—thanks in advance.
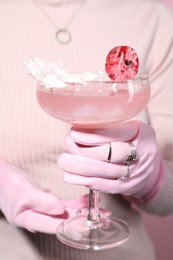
[37,77,150,129]
[26,51,149,250]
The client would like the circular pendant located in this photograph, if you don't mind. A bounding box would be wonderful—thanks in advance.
[55,29,72,45]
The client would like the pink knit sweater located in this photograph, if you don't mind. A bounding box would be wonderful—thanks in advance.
[0,0,173,259]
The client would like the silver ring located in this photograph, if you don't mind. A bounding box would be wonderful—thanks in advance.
[124,142,137,164]
[118,164,130,181]
[117,142,136,181]
[106,143,112,163]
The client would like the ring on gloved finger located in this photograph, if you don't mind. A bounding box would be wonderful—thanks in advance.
[106,143,112,163]
[117,164,130,181]
[124,142,137,164]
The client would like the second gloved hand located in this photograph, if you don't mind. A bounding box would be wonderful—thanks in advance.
[0,162,88,233]
[58,121,165,204]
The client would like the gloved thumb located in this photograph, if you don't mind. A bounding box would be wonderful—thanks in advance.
[23,189,65,215]
[70,121,139,146]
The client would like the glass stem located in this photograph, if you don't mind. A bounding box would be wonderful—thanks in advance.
[87,189,101,227]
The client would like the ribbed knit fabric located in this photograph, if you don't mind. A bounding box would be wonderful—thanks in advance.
[141,167,173,215]
[0,0,173,259]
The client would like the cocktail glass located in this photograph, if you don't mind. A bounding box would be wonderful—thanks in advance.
[36,75,150,250]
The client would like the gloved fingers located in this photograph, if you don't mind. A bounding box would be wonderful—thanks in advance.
[64,194,89,209]
[63,171,149,195]
[15,202,111,234]
[64,172,122,194]
[25,190,64,215]
[74,206,111,218]
[65,136,132,163]
[58,153,135,179]
[70,121,139,145]
[15,209,65,234]
[64,194,111,217]
[15,196,90,234]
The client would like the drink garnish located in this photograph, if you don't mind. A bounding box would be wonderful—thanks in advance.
[105,46,139,81]
[25,58,105,89]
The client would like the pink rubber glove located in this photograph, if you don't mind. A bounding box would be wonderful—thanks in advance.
[58,121,165,205]
[0,162,88,233]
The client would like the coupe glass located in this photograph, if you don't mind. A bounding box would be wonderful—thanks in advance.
[36,76,150,250]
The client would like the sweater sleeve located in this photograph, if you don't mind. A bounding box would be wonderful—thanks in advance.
[141,165,173,215]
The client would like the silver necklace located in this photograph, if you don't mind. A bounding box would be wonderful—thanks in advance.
[33,0,87,45]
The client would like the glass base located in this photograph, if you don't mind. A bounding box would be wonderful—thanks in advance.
[56,215,131,250]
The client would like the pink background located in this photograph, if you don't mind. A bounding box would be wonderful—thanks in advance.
[143,213,173,260]
[162,0,173,9]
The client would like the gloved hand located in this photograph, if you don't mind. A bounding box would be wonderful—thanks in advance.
[0,162,88,233]
[58,121,165,204]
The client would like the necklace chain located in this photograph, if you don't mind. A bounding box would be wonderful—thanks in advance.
[33,0,87,45]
